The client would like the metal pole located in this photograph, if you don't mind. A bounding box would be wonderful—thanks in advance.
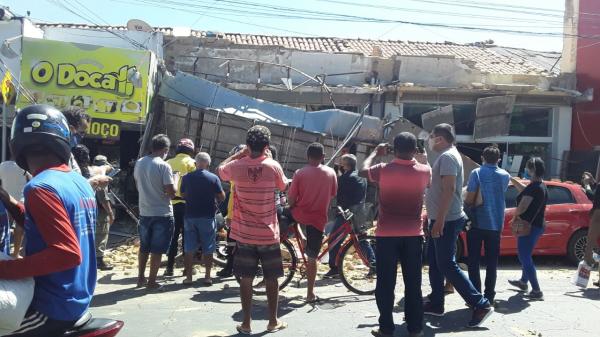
[1,102,6,162]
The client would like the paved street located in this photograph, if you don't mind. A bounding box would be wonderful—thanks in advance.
[90,257,599,337]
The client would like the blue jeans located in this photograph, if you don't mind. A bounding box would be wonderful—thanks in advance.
[517,225,545,291]
[376,236,423,334]
[139,216,175,254]
[428,218,489,309]
[184,216,217,254]
[328,214,375,268]
[467,228,501,302]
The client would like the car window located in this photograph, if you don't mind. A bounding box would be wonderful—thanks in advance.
[547,186,575,205]
[505,186,518,208]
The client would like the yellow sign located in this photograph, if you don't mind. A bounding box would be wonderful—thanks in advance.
[1,71,15,103]
[17,37,154,123]
[86,118,121,140]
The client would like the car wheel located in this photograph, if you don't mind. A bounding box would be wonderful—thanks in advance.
[567,229,588,265]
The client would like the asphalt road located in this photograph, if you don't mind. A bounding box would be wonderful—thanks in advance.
[90,256,600,337]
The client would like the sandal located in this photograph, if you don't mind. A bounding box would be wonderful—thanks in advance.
[306,295,321,304]
[267,321,288,333]
[146,282,164,292]
[236,325,252,335]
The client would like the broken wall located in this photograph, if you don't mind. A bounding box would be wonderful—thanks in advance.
[168,41,396,87]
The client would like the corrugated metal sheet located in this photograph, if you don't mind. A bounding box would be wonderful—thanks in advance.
[158,71,383,141]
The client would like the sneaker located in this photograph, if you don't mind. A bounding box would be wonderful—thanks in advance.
[96,259,114,271]
[467,306,493,328]
[163,269,174,277]
[216,268,233,278]
[423,302,444,317]
[508,279,528,292]
[323,268,339,279]
[524,290,544,301]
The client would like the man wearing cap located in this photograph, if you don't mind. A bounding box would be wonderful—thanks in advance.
[165,138,196,276]
[90,155,116,270]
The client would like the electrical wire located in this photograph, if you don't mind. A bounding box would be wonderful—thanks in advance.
[108,0,600,40]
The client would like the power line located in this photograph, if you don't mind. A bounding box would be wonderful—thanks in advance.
[318,0,567,26]
[109,0,596,40]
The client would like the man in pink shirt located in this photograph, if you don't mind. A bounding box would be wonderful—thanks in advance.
[359,132,431,337]
[288,142,337,303]
[218,125,288,334]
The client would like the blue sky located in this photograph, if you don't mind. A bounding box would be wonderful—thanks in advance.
[3,0,567,51]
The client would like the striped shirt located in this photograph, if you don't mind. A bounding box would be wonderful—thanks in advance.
[218,155,288,245]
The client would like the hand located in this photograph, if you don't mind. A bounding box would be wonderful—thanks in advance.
[234,146,249,159]
[89,175,112,189]
[431,218,445,238]
[415,152,428,165]
[374,143,388,157]
[264,147,272,158]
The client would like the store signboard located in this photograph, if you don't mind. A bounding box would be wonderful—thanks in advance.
[86,118,121,140]
[17,37,153,123]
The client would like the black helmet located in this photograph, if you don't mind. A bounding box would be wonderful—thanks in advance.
[10,104,71,170]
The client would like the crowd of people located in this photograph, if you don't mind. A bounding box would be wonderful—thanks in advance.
[0,103,599,337]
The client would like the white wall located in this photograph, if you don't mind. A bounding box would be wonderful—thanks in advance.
[553,106,573,177]
[0,19,23,84]
[42,27,163,58]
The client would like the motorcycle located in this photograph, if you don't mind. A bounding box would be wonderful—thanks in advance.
[63,312,124,337]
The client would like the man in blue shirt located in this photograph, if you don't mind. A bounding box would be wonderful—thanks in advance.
[324,154,375,278]
[181,152,225,286]
[0,105,97,336]
[465,145,510,304]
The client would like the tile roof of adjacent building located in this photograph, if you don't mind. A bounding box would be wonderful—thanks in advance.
[37,23,561,76]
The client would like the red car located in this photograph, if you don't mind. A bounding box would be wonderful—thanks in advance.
[455,180,593,264]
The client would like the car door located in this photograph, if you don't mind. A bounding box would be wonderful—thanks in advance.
[500,185,519,254]
[536,185,576,253]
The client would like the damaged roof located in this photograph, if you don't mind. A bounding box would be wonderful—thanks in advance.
[37,23,561,76]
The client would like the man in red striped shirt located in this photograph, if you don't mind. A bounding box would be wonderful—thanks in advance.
[218,125,288,334]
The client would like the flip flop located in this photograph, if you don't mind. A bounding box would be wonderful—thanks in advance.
[146,283,164,292]
[267,321,288,333]
[236,325,252,335]
[306,296,321,304]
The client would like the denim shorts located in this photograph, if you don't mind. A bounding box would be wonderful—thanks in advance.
[139,216,175,254]
[184,217,217,254]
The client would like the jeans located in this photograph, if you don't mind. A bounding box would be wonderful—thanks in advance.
[428,218,489,309]
[139,216,175,254]
[328,213,375,268]
[517,225,545,291]
[167,203,185,270]
[376,236,423,334]
[467,228,501,302]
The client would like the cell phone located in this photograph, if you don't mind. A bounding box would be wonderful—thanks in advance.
[386,143,393,154]
[107,169,121,178]
[417,139,425,153]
